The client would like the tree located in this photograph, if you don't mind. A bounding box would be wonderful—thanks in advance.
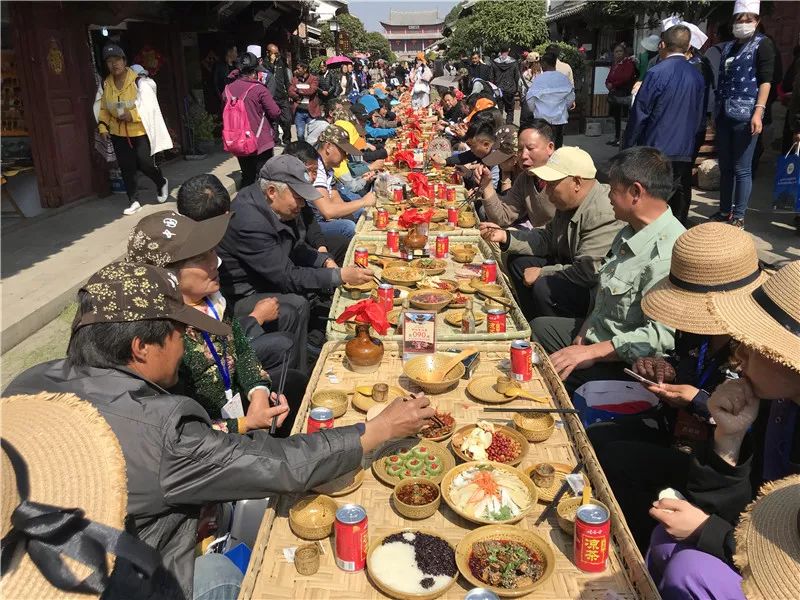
[320,13,367,51]
[583,1,774,29]
[445,0,549,59]
[362,31,396,62]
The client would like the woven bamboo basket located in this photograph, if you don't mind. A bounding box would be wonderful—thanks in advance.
[310,390,348,418]
[512,412,556,442]
[391,478,441,520]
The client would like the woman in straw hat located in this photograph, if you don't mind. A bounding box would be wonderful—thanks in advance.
[588,222,768,551]
[645,260,800,599]
[1,393,185,599]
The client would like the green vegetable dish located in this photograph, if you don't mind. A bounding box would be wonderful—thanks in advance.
[384,448,443,479]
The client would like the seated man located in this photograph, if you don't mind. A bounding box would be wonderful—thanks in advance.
[475,119,557,229]
[311,124,377,238]
[478,124,521,199]
[217,155,374,369]
[532,147,685,396]
[357,94,397,139]
[5,261,434,600]
[481,146,623,321]
[437,89,467,127]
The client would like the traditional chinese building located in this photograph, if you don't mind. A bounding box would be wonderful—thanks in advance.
[379,10,444,61]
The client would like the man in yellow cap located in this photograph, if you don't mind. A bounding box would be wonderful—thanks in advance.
[531,146,686,396]
[481,146,623,321]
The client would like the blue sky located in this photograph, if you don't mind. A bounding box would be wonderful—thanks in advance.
[348,1,460,33]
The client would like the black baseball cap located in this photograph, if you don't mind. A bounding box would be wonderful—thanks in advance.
[102,44,126,61]
[259,155,321,201]
[127,210,231,267]
[73,261,231,336]
[238,52,267,73]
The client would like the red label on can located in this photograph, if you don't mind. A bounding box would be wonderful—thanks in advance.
[446,187,457,203]
[481,261,497,284]
[435,235,449,259]
[393,187,404,203]
[447,207,458,227]
[377,284,394,313]
[386,229,399,253]
[510,344,533,382]
[307,416,334,434]
[354,248,369,268]
[436,183,447,199]
[487,310,507,333]
[375,209,389,230]
[574,508,610,573]
[335,513,368,572]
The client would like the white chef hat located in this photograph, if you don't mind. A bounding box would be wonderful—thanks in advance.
[661,16,709,50]
[733,0,760,15]
[246,45,262,58]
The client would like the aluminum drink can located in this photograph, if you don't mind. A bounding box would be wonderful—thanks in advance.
[392,187,404,203]
[574,503,611,573]
[386,229,400,253]
[335,504,368,572]
[435,234,449,259]
[446,186,457,203]
[437,183,447,199]
[447,207,459,227]
[377,283,394,313]
[375,208,389,230]
[464,589,501,600]
[510,340,533,382]
[307,407,334,434]
[354,246,369,268]
[481,259,497,284]
[486,309,507,333]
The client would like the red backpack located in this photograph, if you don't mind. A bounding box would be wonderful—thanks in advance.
[222,84,264,156]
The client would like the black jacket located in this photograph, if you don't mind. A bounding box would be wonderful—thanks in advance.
[265,56,290,99]
[467,62,492,87]
[492,56,521,94]
[5,361,362,598]
[217,183,342,300]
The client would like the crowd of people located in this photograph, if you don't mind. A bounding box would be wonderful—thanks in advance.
[3,1,800,599]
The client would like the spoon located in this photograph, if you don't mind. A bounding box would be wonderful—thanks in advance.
[502,387,549,403]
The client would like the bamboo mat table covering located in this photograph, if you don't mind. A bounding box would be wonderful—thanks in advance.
[241,341,659,600]
[326,236,530,342]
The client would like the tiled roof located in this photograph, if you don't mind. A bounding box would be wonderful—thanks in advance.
[380,9,442,26]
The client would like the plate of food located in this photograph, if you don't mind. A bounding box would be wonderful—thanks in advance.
[450,422,528,466]
[429,208,448,223]
[409,195,436,208]
[370,285,412,306]
[410,258,447,276]
[441,462,537,525]
[418,277,458,293]
[311,467,365,497]
[523,462,592,503]
[408,289,454,312]
[429,222,454,232]
[367,530,458,600]
[444,309,485,328]
[455,525,555,597]
[456,264,483,278]
[373,439,455,486]
[418,411,455,442]
[382,266,424,286]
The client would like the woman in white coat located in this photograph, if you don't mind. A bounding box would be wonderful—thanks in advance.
[409,53,433,109]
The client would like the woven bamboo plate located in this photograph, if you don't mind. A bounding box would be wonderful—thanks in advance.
[372,439,455,487]
[455,525,556,597]
[466,376,514,404]
[370,286,413,306]
[311,468,365,497]
[410,258,447,276]
[382,267,424,286]
[450,424,529,467]
[352,385,406,412]
[443,310,485,328]
[524,462,592,503]
[367,529,458,600]
[429,222,454,232]
[429,208,447,223]
[440,461,537,525]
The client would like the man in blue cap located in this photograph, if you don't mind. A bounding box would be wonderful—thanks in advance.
[356,95,397,139]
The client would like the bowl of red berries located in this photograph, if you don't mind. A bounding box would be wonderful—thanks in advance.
[450,422,529,467]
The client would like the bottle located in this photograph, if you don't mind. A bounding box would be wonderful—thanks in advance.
[461,298,476,334]
[397,298,410,334]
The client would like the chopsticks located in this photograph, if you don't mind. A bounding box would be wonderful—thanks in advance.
[483,407,579,414]
[535,462,585,526]
[270,352,289,435]
[475,290,515,310]
[372,274,383,286]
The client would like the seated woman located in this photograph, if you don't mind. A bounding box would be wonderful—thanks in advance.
[127,209,305,436]
[587,223,768,550]
[646,260,800,600]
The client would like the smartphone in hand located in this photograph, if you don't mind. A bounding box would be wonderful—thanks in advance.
[623,368,658,387]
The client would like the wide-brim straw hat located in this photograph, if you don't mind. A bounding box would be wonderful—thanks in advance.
[642,222,768,335]
[710,260,800,373]
[1,393,128,599]
[734,475,800,600]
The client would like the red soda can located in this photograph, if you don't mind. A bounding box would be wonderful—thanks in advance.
[481,259,497,284]
[307,407,334,434]
[335,504,368,572]
[386,229,400,253]
[446,186,457,203]
[437,183,447,199]
[574,504,611,573]
[375,208,389,230]
[510,340,533,382]
[487,309,507,333]
[393,187,404,203]
[435,234,449,259]
[447,207,459,227]
[354,246,369,268]
[377,283,394,312]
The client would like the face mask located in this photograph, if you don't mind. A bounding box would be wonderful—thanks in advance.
[732,22,757,39]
